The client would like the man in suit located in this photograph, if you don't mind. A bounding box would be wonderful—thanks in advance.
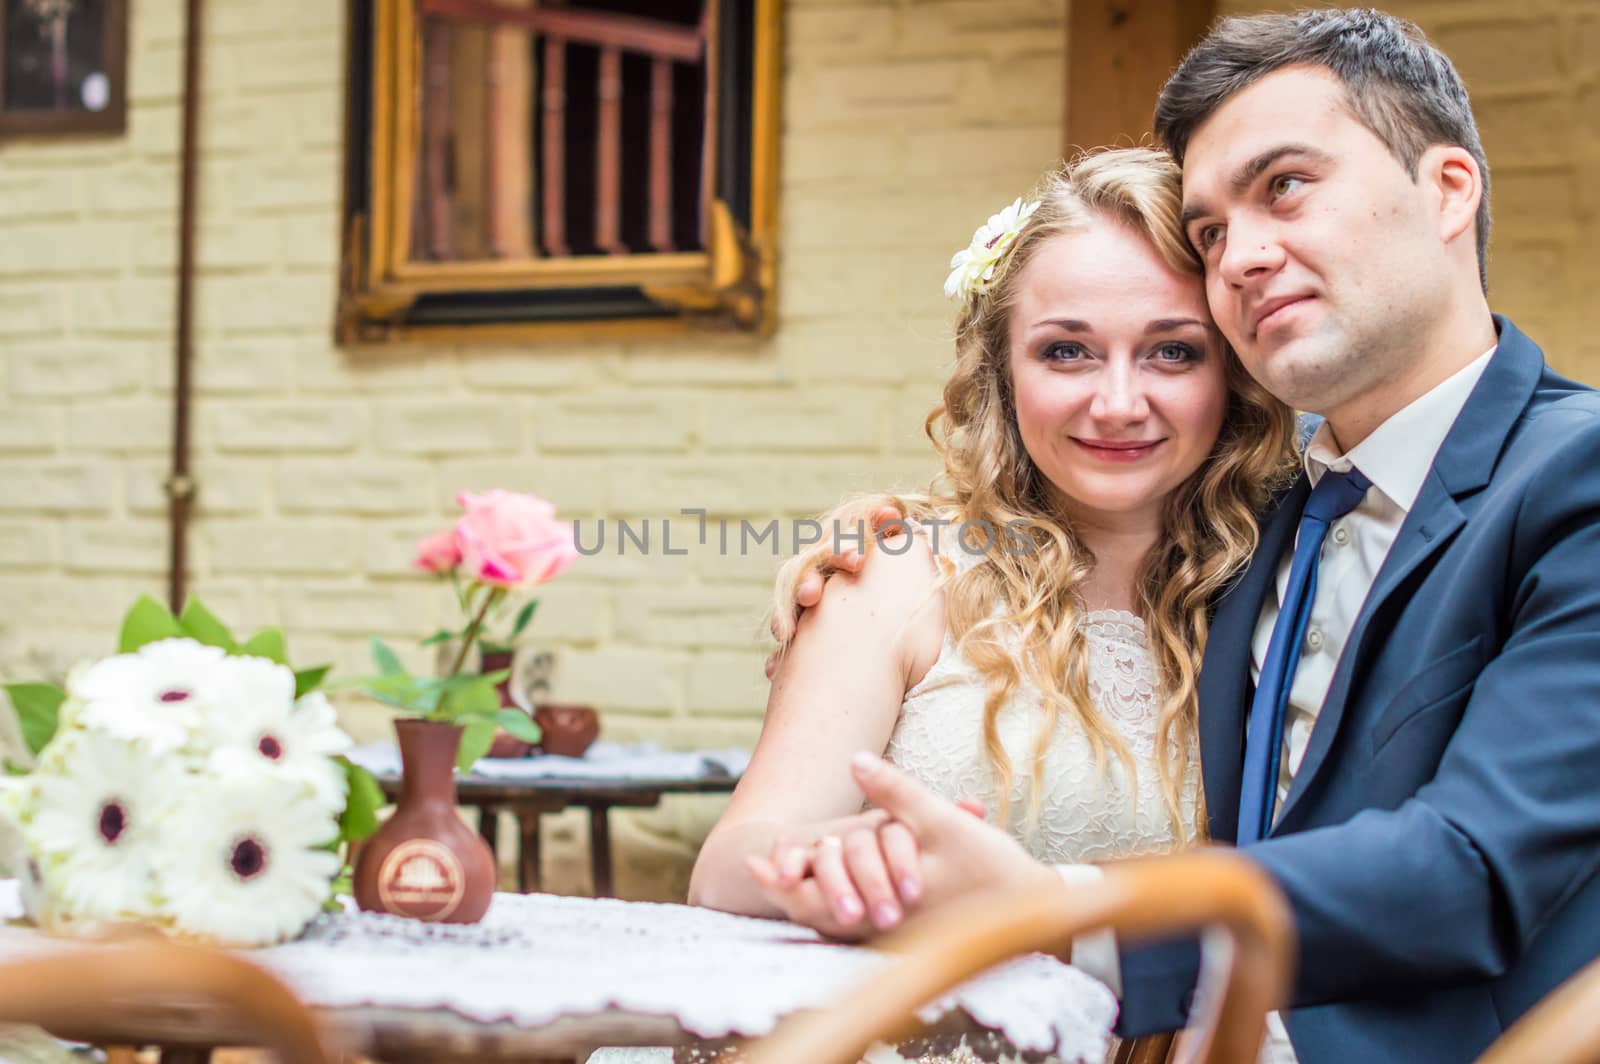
[765,9,1600,1062]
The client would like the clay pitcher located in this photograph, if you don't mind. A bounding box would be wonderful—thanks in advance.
[353,719,496,923]
[534,702,600,758]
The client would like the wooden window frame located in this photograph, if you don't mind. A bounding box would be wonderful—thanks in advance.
[0,0,128,138]
[338,0,782,345]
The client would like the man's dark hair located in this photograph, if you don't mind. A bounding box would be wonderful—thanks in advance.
[1154,8,1491,292]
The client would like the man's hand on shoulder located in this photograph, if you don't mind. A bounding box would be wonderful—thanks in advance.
[765,505,906,679]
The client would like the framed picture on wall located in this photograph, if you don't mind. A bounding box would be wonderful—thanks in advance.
[0,0,127,137]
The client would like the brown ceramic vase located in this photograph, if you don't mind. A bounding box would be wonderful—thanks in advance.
[534,702,600,758]
[353,718,496,923]
[480,648,534,758]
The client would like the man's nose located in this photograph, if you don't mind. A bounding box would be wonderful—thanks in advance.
[1218,218,1286,288]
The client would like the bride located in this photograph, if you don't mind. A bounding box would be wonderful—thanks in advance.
[689,148,1295,944]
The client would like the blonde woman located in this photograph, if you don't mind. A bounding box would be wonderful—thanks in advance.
[689,148,1296,940]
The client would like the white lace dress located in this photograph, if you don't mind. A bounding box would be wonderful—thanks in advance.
[868,529,1201,1064]
[885,536,1199,867]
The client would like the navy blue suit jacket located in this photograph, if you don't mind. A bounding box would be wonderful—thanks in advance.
[1115,317,1600,1062]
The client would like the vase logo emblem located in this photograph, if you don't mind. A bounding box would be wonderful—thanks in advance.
[376,839,467,921]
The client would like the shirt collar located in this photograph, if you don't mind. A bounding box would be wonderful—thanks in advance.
[1303,344,1497,513]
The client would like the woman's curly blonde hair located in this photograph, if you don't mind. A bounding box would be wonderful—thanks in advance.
[773,147,1297,841]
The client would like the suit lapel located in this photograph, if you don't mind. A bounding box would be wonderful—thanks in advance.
[1200,475,1308,842]
[1272,315,1544,828]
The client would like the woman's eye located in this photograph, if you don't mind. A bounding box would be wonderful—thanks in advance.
[1043,342,1088,362]
[1153,343,1200,365]
[1270,174,1303,198]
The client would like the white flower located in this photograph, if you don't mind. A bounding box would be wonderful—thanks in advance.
[0,776,29,876]
[201,690,351,813]
[68,639,232,754]
[943,197,1041,301]
[206,652,298,713]
[26,731,177,922]
[157,776,340,946]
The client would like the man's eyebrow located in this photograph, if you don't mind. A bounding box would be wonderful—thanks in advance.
[1180,143,1335,229]
[1228,143,1332,197]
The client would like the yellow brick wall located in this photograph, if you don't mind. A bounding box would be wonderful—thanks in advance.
[1221,0,1600,373]
[0,0,1067,703]
[1,0,1593,897]
[0,0,1069,895]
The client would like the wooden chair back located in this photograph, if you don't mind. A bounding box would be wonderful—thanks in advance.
[740,848,1295,1064]
[0,941,336,1063]
[1476,955,1600,1064]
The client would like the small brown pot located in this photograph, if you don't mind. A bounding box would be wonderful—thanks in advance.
[353,718,496,923]
[480,648,533,758]
[534,703,600,758]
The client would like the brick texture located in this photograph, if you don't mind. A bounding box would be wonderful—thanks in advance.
[3,0,1591,899]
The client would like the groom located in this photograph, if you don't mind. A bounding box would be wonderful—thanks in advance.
[773,9,1600,1062]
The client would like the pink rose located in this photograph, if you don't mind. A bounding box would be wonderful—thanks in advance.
[454,489,578,589]
[413,529,462,574]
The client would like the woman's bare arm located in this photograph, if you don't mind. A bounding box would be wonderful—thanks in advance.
[689,529,944,923]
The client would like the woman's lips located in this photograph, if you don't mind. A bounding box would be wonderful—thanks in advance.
[1072,438,1166,462]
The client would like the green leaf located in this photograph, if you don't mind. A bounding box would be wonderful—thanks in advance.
[420,629,458,647]
[441,675,500,719]
[178,599,238,653]
[240,627,288,665]
[324,872,353,912]
[370,637,405,676]
[456,718,497,773]
[338,760,386,843]
[509,599,540,639]
[359,673,433,713]
[3,683,65,755]
[293,665,332,699]
[493,708,542,744]
[118,595,184,653]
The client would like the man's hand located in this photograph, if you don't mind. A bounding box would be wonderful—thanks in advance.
[849,752,1058,905]
[742,756,1034,940]
[764,505,904,679]
[743,808,906,940]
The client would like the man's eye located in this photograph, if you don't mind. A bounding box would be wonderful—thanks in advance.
[1271,174,1303,198]
[1195,224,1224,253]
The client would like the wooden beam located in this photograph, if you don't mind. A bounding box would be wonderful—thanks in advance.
[1064,0,1215,154]
[419,0,704,62]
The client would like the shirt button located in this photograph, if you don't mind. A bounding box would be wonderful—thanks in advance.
[1332,525,1351,546]
[1306,629,1324,652]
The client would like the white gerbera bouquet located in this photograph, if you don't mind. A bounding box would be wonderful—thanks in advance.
[0,597,384,946]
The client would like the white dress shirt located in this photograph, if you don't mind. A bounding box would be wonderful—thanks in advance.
[1063,344,1496,1060]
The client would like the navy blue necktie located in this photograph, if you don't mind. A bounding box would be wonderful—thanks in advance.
[1237,467,1371,846]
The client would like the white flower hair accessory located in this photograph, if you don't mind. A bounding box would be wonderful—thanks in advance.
[943,197,1041,301]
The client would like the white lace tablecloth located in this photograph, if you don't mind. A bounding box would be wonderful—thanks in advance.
[0,882,1114,1060]
[347,740,751,782]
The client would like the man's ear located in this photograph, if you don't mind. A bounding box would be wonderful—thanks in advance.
[1422,144,1482,249]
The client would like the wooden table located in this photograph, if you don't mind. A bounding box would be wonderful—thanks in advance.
[372,772,740,897]
[1,879,1114,1064]
[36,988,1008,1063]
